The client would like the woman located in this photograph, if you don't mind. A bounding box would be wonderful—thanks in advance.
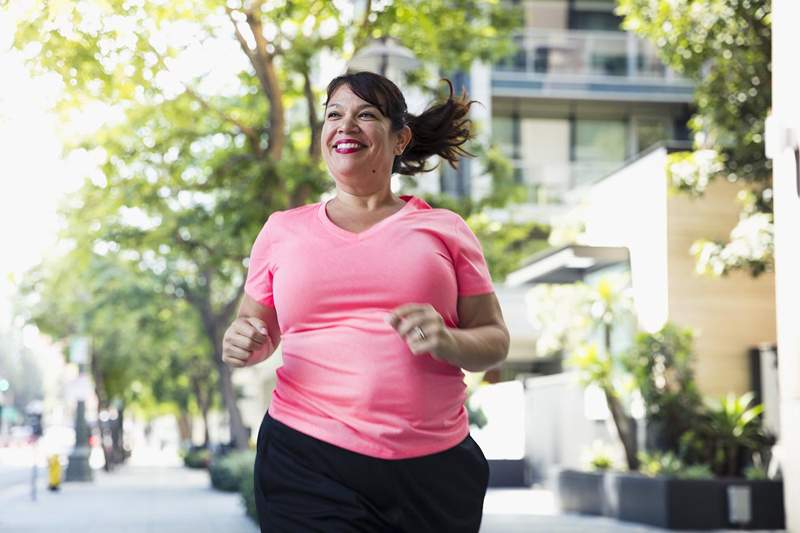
[222,71,510,532]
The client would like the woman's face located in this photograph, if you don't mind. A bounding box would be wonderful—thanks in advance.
[321,84,410,189]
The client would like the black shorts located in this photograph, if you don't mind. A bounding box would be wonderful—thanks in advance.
[253,412,490,533]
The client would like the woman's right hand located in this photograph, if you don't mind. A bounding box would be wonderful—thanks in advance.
[222,317,275,368]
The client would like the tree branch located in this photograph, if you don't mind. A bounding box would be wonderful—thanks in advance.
[145,41,262,155]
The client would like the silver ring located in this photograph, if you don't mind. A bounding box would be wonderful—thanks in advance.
[414,326,426,341]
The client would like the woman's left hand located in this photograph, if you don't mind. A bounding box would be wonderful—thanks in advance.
[385,304,457,363]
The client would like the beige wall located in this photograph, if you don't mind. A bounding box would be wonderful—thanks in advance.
[666,180,776,396]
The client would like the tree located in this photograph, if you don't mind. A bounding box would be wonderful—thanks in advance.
[568,275,639,470]
[11,0,521,449]
[616,0,772,277]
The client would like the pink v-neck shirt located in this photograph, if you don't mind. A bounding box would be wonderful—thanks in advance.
[244,195,494,459]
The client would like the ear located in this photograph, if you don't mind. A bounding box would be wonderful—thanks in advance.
[394,125,412,155]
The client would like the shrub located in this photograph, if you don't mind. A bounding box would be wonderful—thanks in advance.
[209,450,256,492]
[182,446,211,469]
[582,440,617,472]
[638,451,713,479]
[680,392,774,477]
[240,466,258,522]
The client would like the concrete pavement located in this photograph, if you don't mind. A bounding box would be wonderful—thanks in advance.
[0,448,786,532]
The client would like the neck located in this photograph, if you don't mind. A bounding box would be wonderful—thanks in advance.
[332,187,403,212]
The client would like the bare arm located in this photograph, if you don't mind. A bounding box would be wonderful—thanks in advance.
[386,292,510,373]
[222,294,281,368]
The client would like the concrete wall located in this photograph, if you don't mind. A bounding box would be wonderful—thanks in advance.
[771,0,800,526]
[665,180,776,396]
[523,372,618,481]
[576,148,776,397]
[578,147,670,333]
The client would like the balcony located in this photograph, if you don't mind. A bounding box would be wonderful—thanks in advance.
[492,29,694,103]
[512,159,623,205]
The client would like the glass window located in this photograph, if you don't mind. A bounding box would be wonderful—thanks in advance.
[574,119,627,162]
[569,0,623,32]
[634,117,671,155]
[491,116,515,157]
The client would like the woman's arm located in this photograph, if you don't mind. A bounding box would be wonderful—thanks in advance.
[222,294,281,367]
[386,292,510,373]
[444,292,510,372]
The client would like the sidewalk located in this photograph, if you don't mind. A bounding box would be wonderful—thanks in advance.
[0,463,258,533]
[0,453,785,532]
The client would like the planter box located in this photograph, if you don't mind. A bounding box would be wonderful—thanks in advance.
[487,459,527,487]
[554,468,785,530]
[607,473,725,529]
[552,468,605,515]
[724,479,785,530]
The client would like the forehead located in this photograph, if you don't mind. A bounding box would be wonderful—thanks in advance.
[326,85,381,109]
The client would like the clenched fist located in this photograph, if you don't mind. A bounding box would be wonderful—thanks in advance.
[222,316,275,368]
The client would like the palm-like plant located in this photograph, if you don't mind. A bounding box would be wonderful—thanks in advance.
[681,392,773,477]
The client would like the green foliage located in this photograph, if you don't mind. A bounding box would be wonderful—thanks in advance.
[240,463,258,522]
[679,392,773,478]
[466,214,550,282]
[638,451,713,479]
[566,275,639,471]
[209,450,256,492]
[743,464,769,480]
[583,441,617,472]
[526,284,592,358]
[616,0,772,277]
[182,446,211,469]
[12,0,524,449]
[622,324,703,454]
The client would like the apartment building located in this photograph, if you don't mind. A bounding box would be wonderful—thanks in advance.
[446,0,694,221]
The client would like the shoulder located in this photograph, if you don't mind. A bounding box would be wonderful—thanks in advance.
[407,196,467,229]
[263,202,320,228]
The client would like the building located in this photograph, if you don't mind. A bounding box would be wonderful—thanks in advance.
[450,0,694,223]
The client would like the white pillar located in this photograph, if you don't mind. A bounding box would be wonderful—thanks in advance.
[769,1,800,529]
[469,60,493,202]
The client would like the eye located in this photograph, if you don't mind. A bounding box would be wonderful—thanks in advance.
[359,112,375,118]
[326,111,340,118]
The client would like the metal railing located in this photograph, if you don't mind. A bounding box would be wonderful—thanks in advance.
[511,159,624,204]
[495,29,678,81]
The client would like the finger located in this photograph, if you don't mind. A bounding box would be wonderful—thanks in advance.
[229,333,263,351]
[223,348,250,368]
[234,319,268,343]
[225,345,251,361]
[244,316,269,335]
[402,319,440,344]
[396,313,434,337]
[385,304,429,328]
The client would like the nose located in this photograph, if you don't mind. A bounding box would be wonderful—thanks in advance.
[337,114,360,133]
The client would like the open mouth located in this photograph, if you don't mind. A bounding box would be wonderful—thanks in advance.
[333,141,366,154]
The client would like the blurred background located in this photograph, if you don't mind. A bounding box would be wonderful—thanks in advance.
[1,1,796,532]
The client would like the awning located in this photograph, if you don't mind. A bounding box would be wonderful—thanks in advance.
[505,245,630,286]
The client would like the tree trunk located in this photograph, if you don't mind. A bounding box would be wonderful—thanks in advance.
[214,351,249,450]
[604,387,639,471]
[110,404,126,466]
[89,354,114,472]
[177,411,193,446]
[191,376,212,447]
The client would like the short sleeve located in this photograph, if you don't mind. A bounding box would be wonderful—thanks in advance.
[244,214,277,308]
[451,216,495,296]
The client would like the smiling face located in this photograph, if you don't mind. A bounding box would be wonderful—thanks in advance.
[321,84,411,190]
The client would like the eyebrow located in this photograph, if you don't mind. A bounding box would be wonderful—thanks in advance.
[325,103,379,111]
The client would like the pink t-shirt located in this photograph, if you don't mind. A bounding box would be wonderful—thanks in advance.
[244,195,494,459]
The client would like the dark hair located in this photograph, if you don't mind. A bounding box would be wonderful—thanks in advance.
[324,71,477,175]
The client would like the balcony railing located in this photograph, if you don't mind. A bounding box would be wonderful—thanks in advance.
[512,160,623,204]
[497,29,672,79]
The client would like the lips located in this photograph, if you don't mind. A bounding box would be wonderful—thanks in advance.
[333,139,366,154]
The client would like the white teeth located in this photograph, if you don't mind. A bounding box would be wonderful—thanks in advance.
[335,142,363,150]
